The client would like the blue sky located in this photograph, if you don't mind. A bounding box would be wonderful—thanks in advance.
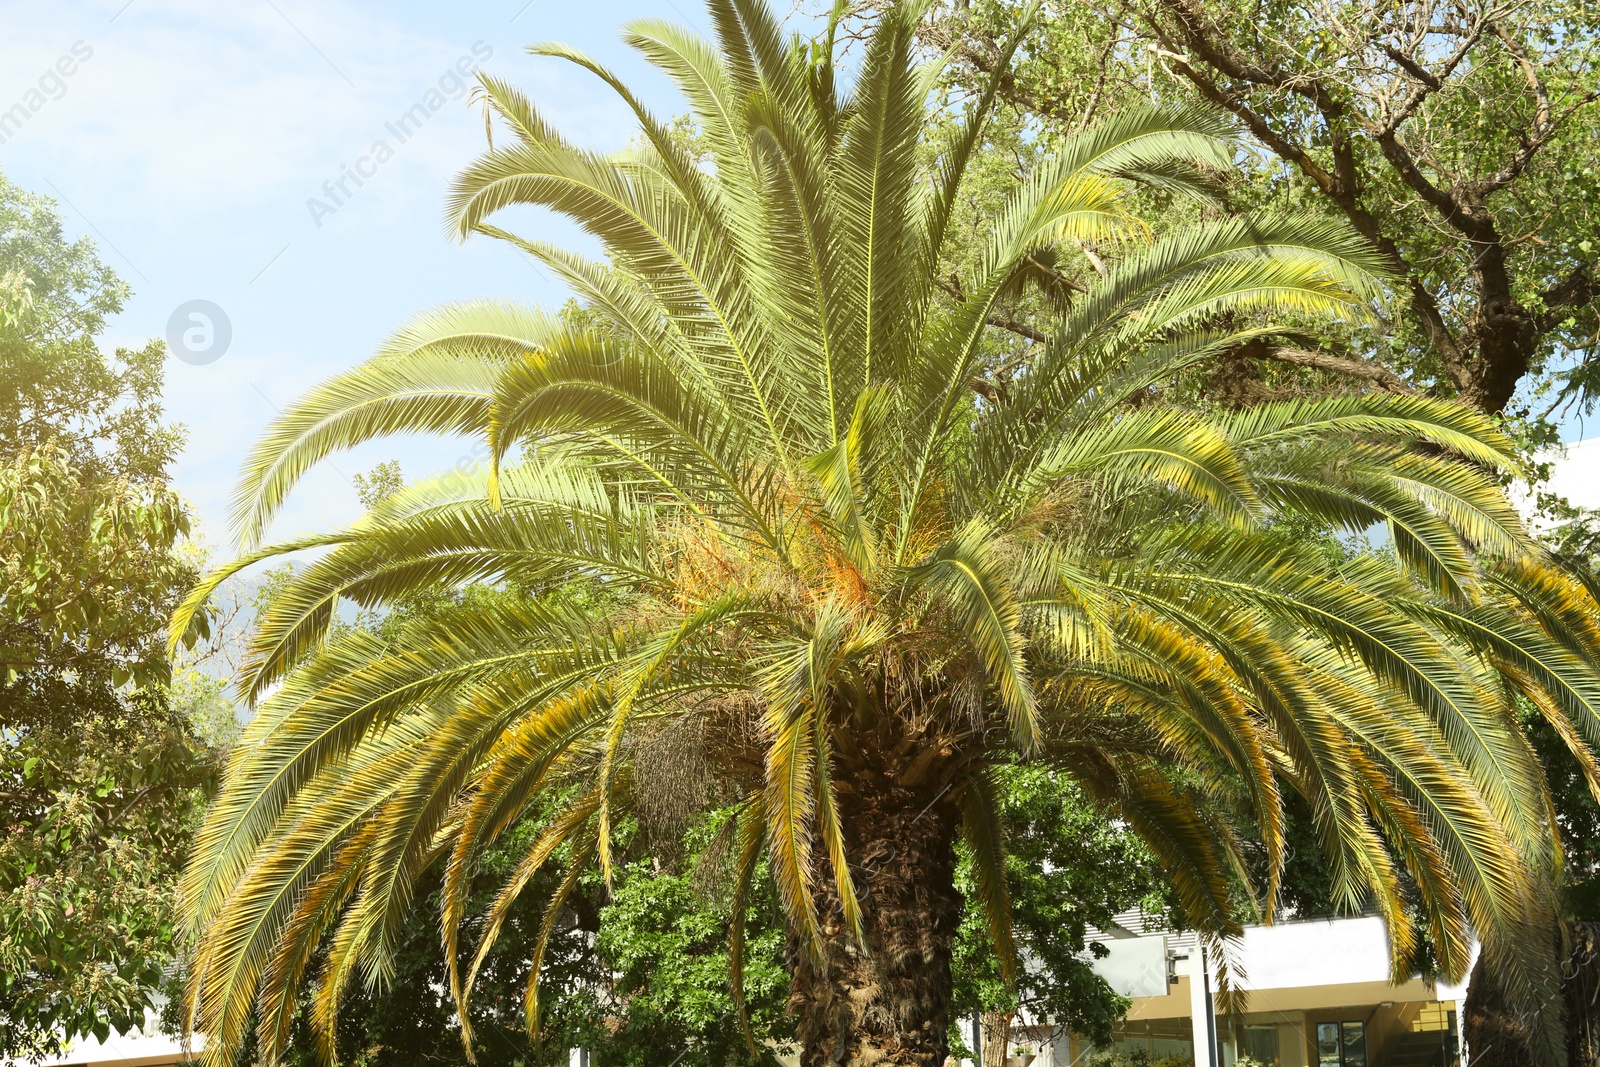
[1,0,719,548]
[4,0,1598,552]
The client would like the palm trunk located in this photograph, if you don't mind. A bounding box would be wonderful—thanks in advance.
[1567,923,1600,1067]
[787,742,964,1067]
[1462,951,1538,1065]
[1462,923,1600,1067]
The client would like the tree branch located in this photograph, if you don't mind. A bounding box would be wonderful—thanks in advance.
[1239,340,1413,392]
[1374,24,1483,137]
[1539,263,1598,333]
[985,312,1049,343]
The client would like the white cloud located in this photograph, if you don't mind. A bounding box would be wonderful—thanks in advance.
[0,0,632,225]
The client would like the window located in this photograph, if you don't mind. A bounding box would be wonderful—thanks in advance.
[1341,1022,1366,1067]
[1317,1023,1339,1067]
[1316,1021,1367,1067]
[1243,1025,1280,1065]
[1101,1019,1196,1065]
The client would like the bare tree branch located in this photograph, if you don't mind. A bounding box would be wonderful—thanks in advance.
[985,312,1049,343]
[1240,341,1413,392]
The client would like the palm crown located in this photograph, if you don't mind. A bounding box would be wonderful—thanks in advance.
[174,3,1600,1064]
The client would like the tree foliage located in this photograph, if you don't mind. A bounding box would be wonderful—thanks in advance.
[0,171,226,1059]
[951,765,1164,1052]
[0,675,223,1058]
[920,0,1600,417]
[0,172,176,482]
[1,448,192,688]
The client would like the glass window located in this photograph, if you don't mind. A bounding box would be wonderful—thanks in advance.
[1341,1021,1366,1067]
[1100,1020,1195,1066]
[1314,1021,1368,1067]
[1317,1023,1341,1067]
[1243,1025,1280,1065]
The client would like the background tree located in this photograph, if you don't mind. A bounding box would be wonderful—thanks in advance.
[919,0,1600,416]
[951,765,1164,1066]
[0,172,229,1060]
[0,172,176,483]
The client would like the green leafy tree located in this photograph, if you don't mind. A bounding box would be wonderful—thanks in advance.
[920,0,1600,416]
[1,448,192,688]
[0,172,225,1059]
[585,812,793,1065]
[174,4,1600,1065]
[0,172,176,483]
[0,168,190,688]
[0,673,222,1058]
[952,765,1163,1064]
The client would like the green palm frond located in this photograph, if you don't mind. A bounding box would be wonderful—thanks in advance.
[231,302,561,547]
[912,520,1038,749]
[960,770,1016,988]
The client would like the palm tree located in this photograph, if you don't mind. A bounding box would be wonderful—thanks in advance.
[173,3,1600,1064]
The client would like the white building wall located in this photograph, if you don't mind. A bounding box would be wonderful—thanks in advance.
[1223,916,1395,990]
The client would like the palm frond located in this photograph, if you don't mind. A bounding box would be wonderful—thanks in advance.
[960,770,1016,988]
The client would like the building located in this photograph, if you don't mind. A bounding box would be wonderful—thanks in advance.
[984,912,1467,1067]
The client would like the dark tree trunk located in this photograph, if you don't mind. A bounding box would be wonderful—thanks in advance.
[1566,923,1600,1067]
[1462,954,1534,1066]
[1464,923,1600,1067]
[787,738,965,1067]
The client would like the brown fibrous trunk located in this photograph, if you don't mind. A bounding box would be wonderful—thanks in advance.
[787,737,965,1067]
[1463,922,1600,1067]
[1567,923,1600,1067]
[980,1009,1015,1067]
